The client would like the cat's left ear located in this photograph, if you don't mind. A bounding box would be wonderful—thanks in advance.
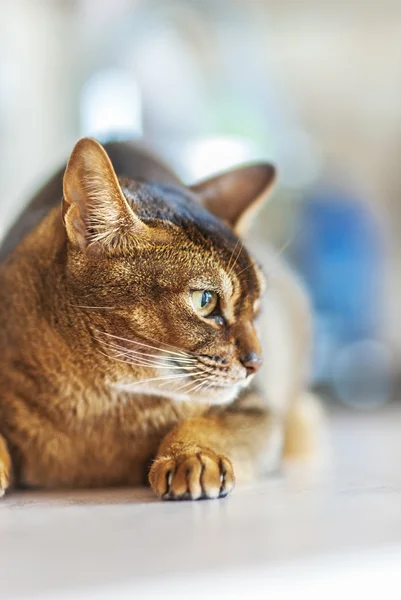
[62,137,154,255]
[190,163,276,236]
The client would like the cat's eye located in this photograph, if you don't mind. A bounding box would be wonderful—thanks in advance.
[191,290,218,317]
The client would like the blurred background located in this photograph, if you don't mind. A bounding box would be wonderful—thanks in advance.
[1,0,400,408]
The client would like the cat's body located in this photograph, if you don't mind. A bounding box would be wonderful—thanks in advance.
[0,139,315,499]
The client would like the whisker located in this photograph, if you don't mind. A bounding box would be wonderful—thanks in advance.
[169,372,211,392]
[202,379,218,393]
[173,379,201,396]
[235,261,255,278]
[126,346,196,364]
[273,234,294,260]
[235,235,295,281]
[96,330,192,359]
[227,240,244,276]
[98,339,195,365]
[97,342,164,365]
[98,341,227,396]
[139,332,197,357]
[96,348,169,369]
[118,372,195,389]
[97,346,199,371]
[158,365,212,389]
[227,239,241,273]
[183,377,214,396]
[194,361,219,374]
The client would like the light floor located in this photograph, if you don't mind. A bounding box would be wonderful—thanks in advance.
[1,405,401,599]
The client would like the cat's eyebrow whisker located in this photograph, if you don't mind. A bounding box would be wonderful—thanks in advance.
[260,235,295,282]
[227,239,241,274]
[96,330,192,359]
[264,235,295,276]
[227,240,244,277]
[274,234,294,259]
[235,261,255,278]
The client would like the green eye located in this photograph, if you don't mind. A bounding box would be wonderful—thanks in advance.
[191,290,218,317]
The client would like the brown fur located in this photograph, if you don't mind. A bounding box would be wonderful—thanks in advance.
[0,137,292,500]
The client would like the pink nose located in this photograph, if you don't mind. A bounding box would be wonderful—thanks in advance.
[240,352,263,376]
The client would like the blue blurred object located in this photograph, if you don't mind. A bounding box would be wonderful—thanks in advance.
[296,188,380,341]
[291,185,391,405]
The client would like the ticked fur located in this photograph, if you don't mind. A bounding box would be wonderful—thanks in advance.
[0,138,317,499]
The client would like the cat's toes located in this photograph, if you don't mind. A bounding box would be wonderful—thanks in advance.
[149,449,235,501]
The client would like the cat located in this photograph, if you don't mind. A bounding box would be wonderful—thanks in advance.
[0,138,319,500]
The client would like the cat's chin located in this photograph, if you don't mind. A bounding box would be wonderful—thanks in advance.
[182,383,243,405]
[114,380,243,405]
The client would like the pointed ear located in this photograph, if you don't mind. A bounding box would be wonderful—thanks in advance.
[190,163,276,236]
[62,137,149,253]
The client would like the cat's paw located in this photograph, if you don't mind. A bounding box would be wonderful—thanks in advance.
[0,459,10,498]
[0,438,11,498]
[149,447,235,501]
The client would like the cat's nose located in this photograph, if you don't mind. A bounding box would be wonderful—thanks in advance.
[240,352,263,376]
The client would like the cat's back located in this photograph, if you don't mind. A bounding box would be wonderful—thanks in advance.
[0,141,179,263]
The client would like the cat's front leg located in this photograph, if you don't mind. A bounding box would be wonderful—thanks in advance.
[149,393,278,500]
[0,434,12,497]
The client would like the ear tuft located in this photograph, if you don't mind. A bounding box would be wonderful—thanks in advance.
[63,137,148,253]
[190,163,276,236]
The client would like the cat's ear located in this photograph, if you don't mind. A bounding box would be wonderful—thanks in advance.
[190,163,276,236]
[62,137,148,253]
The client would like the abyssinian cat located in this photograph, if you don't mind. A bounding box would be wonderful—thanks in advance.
[0,138,318,500]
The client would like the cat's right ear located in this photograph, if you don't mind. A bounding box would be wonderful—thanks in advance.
[190,163,276,237]
[62,138,149,254]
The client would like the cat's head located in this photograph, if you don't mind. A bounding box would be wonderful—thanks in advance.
[62,138,276,404]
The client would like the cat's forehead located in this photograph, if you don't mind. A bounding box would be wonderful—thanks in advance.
[120,178,263,300]
[121,179,238,247]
